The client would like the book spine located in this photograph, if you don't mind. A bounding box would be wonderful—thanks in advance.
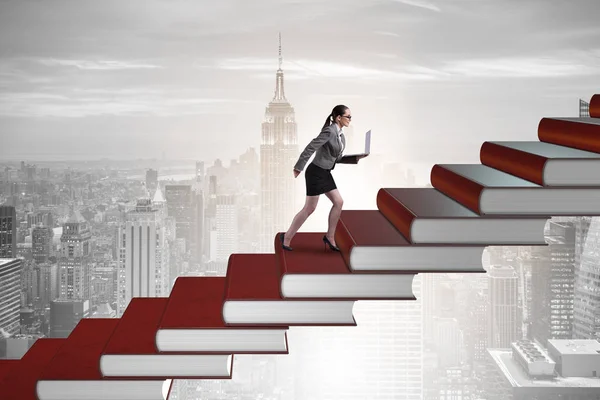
[334,217,356,269]
[223,255,236,301]
[591,94,600,118]
[538,117,600,153]
[480,141,547,186]
[430,165,484,214]
[376,189,416,241]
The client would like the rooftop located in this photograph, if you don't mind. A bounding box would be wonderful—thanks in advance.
[488,349,600,391]
[548,340,600,356]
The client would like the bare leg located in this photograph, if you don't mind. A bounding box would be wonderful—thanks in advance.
[283,195,320,246]
[323,189,343,246]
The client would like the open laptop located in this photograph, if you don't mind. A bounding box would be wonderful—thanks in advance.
[344,130,371,157]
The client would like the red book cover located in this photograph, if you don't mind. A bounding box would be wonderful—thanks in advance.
[376,188,419,240]
[160,277,228,329]
[223,253,357,327]
[0,338,65,400]
[429,164,484,214]
[538,117,600,153]
[274,232,350,275]
[103,297,168,355]
[480,141,548,186]
[0,360,18,381]
[336,209,410,268]
[159,277,286,330]
[590,94,600,118]
[224,254,283,301]
[38,319,123,380]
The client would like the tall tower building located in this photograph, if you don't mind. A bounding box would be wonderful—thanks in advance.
[117,199,169,317]
[579,99,590,117]
[260,33,298,252]
[58,209,91,301]
[530,220,575,346]
[216,194,237,261]
[0,258,22,337]
[145,169,158,195]
[488,265,518,348]
[0,205,17,258]
[165,185,195,253]
[573,217,600,339]
[32,225,54,264]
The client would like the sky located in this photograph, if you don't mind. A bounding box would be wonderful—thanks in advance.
[1,0,599,164]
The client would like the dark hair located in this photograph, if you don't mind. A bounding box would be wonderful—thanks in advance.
[322,104,349,129]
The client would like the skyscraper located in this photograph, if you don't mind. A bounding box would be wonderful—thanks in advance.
[0,205,17,258]
[117,199,169,317]
[0,258,21,337]
[32,225,54,264]
[58,208,91,301]
[488,265,518,348]
[215,194,237,261]
[579,99,590,117]
[259,33,298,252]
[165,185,195,253]
[145,169,158,195]
[573,217,600,340]
[530,220,575,346]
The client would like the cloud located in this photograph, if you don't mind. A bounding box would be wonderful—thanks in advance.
[391,0,441,12]
[214,57,445,81]
[36,58,163,70]
[0,88,260,118]
[441,51,600,78]
[373,31,401,37]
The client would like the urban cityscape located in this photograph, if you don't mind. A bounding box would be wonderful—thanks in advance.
[1,42,600,400]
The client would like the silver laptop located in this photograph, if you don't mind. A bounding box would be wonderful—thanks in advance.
[345,130,371,157]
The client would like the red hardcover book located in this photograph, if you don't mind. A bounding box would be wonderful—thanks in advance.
[274,231,416,299]
[0,359,18,381]
[590,94,600,118]
[538,117,600,153]
[0,338,65,400]
[36,318,171,400]
[101,297,232,379]
[480,141,600,186]
[376,187,547,245]
[336,209,486,273]
[223,253,357,326]
[156,277,289,354]
[430,163,600,215]
[480,141,548,185]
[430,164,484,214]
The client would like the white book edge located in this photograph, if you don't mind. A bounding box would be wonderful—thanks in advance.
[37,379,171,400]
[481,188,600,214]
[155,328,288,352]
[99,354,232,377]
[222,300,355,325]
[280,274,415,298]
[348,245,486,271]
[411,218,548,244]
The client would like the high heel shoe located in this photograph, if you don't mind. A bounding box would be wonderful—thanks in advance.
[280,232,293,251]
[322,235,340,252]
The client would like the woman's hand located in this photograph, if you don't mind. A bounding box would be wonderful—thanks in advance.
[293,168,300,178]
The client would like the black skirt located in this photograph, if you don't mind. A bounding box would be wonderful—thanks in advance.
[305,162,337,196]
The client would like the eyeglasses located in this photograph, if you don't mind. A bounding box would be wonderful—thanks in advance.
[341,115,352,120]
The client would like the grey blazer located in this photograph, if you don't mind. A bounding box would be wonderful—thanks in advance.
[294,124,346,171]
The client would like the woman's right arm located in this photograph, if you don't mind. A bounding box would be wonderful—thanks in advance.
[293,126,332,172]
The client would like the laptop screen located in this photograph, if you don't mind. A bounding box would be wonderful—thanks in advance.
[364,130,371,154]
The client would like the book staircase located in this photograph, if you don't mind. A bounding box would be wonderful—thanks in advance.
[2,94,600,400]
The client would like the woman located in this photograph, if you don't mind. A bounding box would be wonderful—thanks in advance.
[280,104,366,252]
